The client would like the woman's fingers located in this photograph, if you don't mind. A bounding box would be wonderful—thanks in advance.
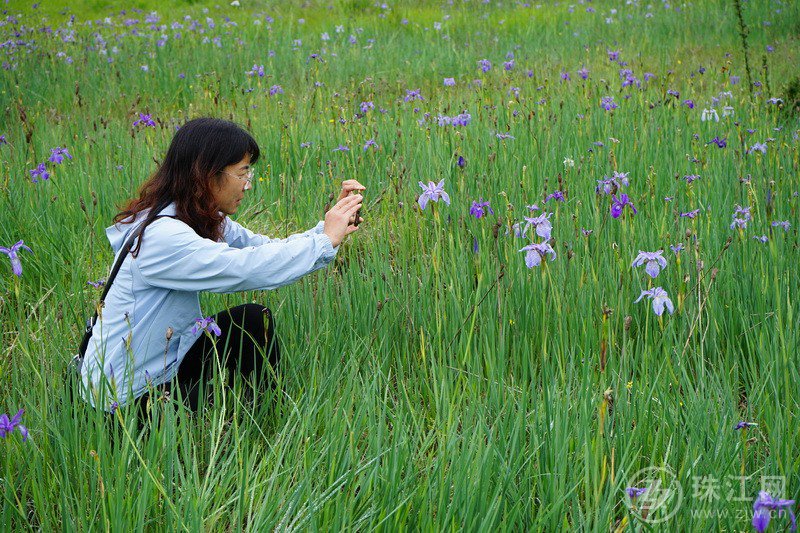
[338,180,366,200]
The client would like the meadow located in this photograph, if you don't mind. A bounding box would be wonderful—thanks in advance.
[0,0,799,530]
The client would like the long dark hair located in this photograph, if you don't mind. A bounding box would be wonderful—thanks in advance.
[115,117,260,256]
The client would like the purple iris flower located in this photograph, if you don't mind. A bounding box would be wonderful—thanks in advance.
[87,279,106,288]
[332,145,350,152]
[478,59,491,72]
[192,317,222,337]
[0,134,7,144]
[518,242,556,268]
[670,243,684,254]
[753,235,769,243]
[632,250,667,278]
[667,89,680,98]
[680,209,700,218]
[457,155,466,168]
[469,198,494,219]
[607,49,620,62]
[752,491,796,533]
[363,139,378,151]
[0,240,33,277]
[610,194,637,219]
[504,60,515,71]
[683,99,695,108]
[731,218,749,230]
[600,96,618,111]
[626,487,647,499]
[443,77,455,86]
[132,113,156,128]
[269,84,283,96]
[577,67,589,80]
[545,191,565,203]
[734,421,757,430]
[359,101,374,113]
[683,174,701,184]
[495,132,515,140]
[0,409,28,442]
[771,220,791,231]
[30,163,50,182]
[523,212,553,239]
[747,142,767,155]
[404,89,424,102]
[708,136,727,148]
[560,70,570,81]
[635,287,675,316]
[247,64,265,77]
[49,147,73,164]
[418,180,450,210]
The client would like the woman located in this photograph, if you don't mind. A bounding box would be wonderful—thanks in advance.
[80,117,364,413]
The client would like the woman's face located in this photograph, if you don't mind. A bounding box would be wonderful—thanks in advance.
[212,154,252,216]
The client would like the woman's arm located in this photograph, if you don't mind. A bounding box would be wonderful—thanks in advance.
[134,218,336,293]
[223,217,324,249]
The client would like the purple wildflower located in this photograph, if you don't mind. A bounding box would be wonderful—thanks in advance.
[0,409,28,442]
[708,136,727,148]
[670,243,684,254]
[752,491,796,533]
[132,113,156,128]
[456,155,466,168]
[332,145,350,152]
[683,99,695,109]
[600,96,618,111]
[680,209,701,219]
[731,218,749,230]
[0,134,6,145]
[577,67,589,80]
[404,89,424,102]
[667,88,680,98]
[247,64,265,77]
[522,212,553,240]
[632,250,668,278]
[30,163,50,182]
[478,59,491,72]
[495,132,515,140]
[626,487,647,499]
[443,77,455,86]
[87,279,106,288]
[49,147,73,164]
[363,139,378,151]
[560,70,570,81]
[753,235,769,243]
[607,49,620,62]
[545,190,565,203]
[0,240,33,277]
[683,174,701,184]
[418,180,450,210]
[734,421,757,430]
[747,142,767,155]
[269,85,283,96]
[635,287,675,316]
[359,101,374,113]
[610,194,637,219]
[469,198,494,219]
[192,317,222,337]
[504,60,515,71]
[771,220,791,231]
[518,242,556,268]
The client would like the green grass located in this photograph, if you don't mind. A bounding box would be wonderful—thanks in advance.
[0,0,799,530]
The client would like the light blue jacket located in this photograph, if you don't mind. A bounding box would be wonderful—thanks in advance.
[80,202,336,409]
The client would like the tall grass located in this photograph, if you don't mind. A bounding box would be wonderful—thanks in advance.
[0,0,798,530]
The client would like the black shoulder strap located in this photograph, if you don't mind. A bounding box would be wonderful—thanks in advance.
[76,214,175,360]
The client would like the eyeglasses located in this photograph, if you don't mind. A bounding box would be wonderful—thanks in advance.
[222,169,255,185]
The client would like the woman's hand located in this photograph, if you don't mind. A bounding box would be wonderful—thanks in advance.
[324,194,363,247]
[337,179,366,201]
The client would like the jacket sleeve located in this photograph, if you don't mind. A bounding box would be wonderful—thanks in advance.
[133,218,337,293]
[223,217,326,249]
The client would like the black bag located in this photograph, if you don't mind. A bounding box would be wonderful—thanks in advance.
[69,215,173,376]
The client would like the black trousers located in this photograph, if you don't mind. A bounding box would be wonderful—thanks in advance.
[137,303,280,414]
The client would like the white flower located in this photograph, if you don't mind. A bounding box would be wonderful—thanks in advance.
[722,106,734,117]
[230,0,240,6]
[701,108,719,122]
[563,157,575,168]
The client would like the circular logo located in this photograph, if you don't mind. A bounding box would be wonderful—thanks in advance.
[624,466,683,524]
